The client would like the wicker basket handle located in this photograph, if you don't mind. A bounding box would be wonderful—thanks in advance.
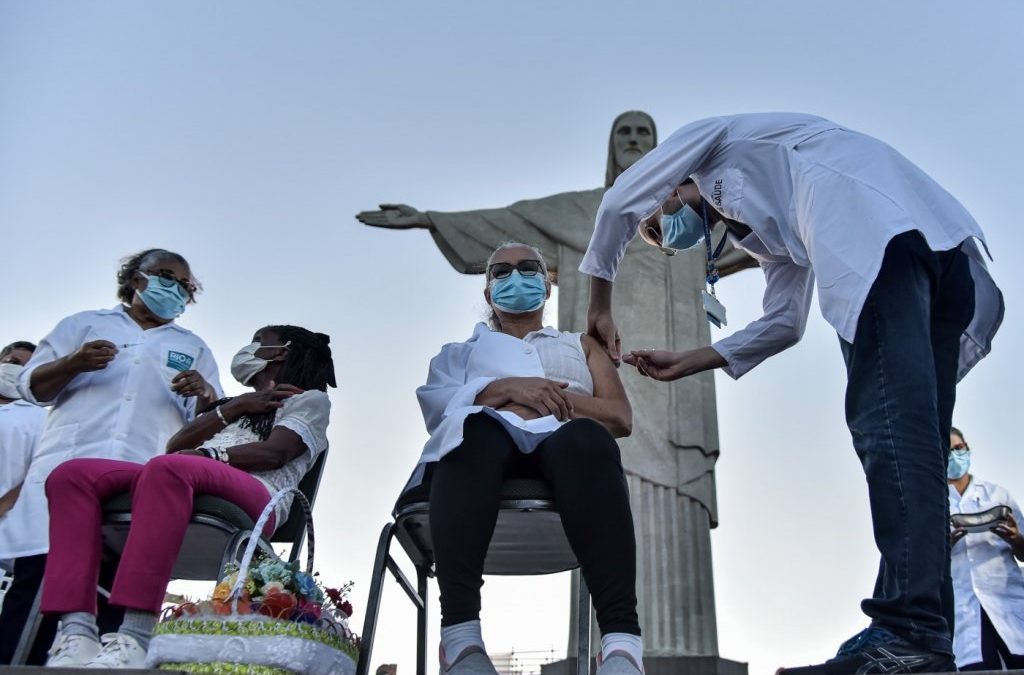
[229,487,314,609]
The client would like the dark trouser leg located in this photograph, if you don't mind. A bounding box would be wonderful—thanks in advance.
[430,413,517,627]
[930,245,975,641]
[535,419,640,636]
[0,554,55,665]
[840,231,973,655]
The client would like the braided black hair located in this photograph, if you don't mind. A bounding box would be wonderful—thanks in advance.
[265,325,336,391]
[116,248,199,305]
[217,326,336,441]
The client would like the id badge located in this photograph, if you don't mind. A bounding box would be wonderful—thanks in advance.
[702,289,727,328]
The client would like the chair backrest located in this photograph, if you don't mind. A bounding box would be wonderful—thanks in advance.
[271,449,329,544]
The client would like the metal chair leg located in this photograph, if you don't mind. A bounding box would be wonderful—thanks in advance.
[416,565,428,675]
[11,584,43,665]
[576,575,591,675]
[357,523,395,675]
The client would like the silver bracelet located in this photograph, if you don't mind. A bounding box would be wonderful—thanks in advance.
[214,406,228,426]
[217,447,230,464]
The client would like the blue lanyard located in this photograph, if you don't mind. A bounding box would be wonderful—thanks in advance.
[701,200,728,290]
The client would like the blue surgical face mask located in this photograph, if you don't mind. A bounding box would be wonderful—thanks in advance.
[947,449,971,480]
[137,273,189,320]
[660,203,706,251]
[490,270,546,314]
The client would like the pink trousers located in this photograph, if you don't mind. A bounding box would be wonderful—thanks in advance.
[41,454,275,615]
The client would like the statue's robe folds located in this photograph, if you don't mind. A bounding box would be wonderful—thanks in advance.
[427,188,724,656]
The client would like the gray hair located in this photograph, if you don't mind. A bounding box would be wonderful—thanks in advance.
[485,242,550,330]
[485,242,549,279]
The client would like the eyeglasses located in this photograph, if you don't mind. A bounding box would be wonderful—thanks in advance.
[141,271,197,299]
[487,260,545,280]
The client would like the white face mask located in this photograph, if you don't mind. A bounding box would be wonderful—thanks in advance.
[229,341,290,386]
[0,362,24,400]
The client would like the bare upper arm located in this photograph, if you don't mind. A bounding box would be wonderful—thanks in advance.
[264,426,309,465]
[581,334,629,405]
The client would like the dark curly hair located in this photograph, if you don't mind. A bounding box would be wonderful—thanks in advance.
[116,249,199,305]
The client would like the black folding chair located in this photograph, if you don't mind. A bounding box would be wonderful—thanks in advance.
[357,478,592,675]
[12,451,329,664]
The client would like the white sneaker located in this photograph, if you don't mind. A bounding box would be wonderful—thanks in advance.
[441,646,499,675]
[45,630,101,667]
[84,633,148,669]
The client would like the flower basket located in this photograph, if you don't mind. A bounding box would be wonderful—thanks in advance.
[146,488,360,675]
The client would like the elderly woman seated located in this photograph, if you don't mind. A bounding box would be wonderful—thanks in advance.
[406,242,643,675]
[40,325,335,669]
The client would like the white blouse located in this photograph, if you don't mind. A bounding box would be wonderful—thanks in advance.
[949,478,1024,667]
[414,323,592,472]
[204,389,331,525]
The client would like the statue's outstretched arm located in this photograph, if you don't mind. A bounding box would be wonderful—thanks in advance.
[356,203,432,230]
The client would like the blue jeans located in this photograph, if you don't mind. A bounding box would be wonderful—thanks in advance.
[840,231,975,656]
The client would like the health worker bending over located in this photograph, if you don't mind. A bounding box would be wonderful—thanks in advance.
[0,248,221,664]
[410,243,641,675]
[580,113,1003,675]
[41,325,335,669]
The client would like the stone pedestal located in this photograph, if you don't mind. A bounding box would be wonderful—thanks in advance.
[541,655,748,675]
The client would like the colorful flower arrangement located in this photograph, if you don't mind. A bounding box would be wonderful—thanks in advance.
[162,555,359,649]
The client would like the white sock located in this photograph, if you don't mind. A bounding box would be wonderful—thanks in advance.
[601,633,643,670]
[440,620,485,665]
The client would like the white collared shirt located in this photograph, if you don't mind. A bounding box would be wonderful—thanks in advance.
[11,306,222,555]
[949,478,1024,667]
[580,112,1002,380]
[414,323,592,468]
[0,400,49,558]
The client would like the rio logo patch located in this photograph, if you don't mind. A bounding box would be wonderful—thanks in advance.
[167,351,195,372]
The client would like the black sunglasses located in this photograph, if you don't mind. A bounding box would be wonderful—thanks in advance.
[140,269,197,299]
[487,260,545,280]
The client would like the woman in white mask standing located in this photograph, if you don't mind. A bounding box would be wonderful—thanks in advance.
[947,426,1024,670]
[0,249,221,665]
[38,325,335,669]
[0,341,48,660]
[407,242,643,675]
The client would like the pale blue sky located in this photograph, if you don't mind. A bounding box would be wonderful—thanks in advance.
[2,2,1022,673]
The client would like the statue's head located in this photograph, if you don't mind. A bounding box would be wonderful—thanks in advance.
[606,110,657,187]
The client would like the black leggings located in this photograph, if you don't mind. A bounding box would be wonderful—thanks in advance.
[429,413,640,636]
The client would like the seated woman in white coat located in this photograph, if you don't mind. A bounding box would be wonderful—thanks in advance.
[948,426,1024,670]
[405,243,642,675]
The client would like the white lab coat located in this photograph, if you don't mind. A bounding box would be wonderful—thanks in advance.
[580,112,1003,380]
[11,306,222,555]
[0,400,48,559]
[950,478,1024,667]
[413,322,602,472]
